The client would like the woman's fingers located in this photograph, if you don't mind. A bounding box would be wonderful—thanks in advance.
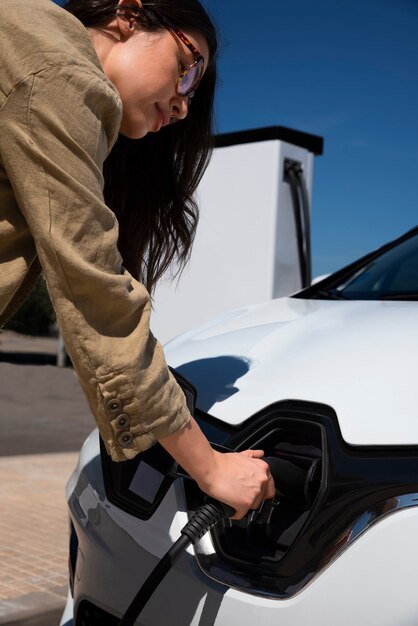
[264,468,276,500]
[239,448,265,459]
[201,450,277,520]
[248,471,276,512]
[239,450,276,503]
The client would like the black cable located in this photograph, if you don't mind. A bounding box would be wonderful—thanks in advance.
[118,535,191,626]
[295,165,312,286]
[284,160,312,288]
[285,164,307,287]
[118,501,233,626]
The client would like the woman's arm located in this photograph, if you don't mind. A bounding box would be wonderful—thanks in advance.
[159,417,275,519]
[0,63,274,517]
[0,65,191,461]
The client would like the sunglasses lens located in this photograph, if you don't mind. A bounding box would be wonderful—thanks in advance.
[178,61,203,96]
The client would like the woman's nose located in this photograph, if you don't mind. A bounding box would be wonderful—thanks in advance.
[170,94,189,121]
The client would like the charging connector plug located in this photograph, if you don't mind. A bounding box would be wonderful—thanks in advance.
[181,500,235,544]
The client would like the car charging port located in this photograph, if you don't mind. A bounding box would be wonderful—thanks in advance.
[206,418,324,568]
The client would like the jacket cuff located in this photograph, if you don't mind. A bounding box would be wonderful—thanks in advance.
[102,404,191,462]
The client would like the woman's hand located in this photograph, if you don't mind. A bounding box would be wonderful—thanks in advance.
[196,448,275,520]
[159,417,275,520]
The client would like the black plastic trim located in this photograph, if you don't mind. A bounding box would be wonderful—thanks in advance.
[214,126,324,155]
[68,520,78,597]
[76,600,119,626]
[100,437,179,520]
[186,400,418,598]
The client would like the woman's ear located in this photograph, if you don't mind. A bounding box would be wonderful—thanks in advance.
[115,0,143,39]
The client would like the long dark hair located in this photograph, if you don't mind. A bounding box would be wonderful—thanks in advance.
[65,0,218,292]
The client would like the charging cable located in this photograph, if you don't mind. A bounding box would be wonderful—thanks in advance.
[118,455,318,625]
[284,159,312,288]
[118,499,234,626]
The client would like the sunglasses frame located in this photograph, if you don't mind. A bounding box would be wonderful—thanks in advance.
[169,27,205,97]
[152,12,205,98]
[116,4,205,98]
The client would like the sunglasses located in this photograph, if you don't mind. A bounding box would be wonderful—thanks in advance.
[164,25,205,99]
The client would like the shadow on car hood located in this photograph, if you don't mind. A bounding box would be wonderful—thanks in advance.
[165,297,418,446]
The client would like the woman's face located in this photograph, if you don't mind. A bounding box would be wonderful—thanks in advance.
[99,17,209,139]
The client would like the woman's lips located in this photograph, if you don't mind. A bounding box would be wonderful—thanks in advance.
[155,105,169,131]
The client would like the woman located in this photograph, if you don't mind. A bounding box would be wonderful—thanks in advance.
[0,0,274,519]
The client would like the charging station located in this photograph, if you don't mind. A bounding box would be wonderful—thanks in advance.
[152,126,323,343]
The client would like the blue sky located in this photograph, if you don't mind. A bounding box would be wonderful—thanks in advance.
[206,0,418,275]
[54,0,417,276]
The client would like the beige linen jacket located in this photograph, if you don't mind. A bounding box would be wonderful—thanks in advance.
[0,0,190,460]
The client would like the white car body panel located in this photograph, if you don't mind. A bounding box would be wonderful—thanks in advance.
[165,297,418,446]
[62,433,418,626]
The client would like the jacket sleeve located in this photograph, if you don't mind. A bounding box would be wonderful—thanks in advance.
[0,64,191,461]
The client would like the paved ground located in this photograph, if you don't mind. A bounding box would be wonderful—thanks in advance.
[0,331,94,625]
[0,453,76,625]
[0,332,92,457]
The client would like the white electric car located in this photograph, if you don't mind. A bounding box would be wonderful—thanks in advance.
[61,226,418,626]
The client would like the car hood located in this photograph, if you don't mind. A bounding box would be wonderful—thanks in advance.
[164,297,418,446]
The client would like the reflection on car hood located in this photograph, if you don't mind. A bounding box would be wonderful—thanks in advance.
[165,297,418,446]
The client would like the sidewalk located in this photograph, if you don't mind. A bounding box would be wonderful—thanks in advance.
[0,453,77,626]
[0,331,94,625]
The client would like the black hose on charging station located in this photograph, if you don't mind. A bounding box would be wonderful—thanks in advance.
[284,159,312,288]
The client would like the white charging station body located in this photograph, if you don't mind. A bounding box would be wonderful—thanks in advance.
[151,126,323,343]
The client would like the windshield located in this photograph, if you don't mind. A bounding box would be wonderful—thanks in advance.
[311,232,418,301]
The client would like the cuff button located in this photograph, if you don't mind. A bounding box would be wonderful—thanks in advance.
[116,414,130,429]
[106,399,123,414]
[118,431,134,446]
